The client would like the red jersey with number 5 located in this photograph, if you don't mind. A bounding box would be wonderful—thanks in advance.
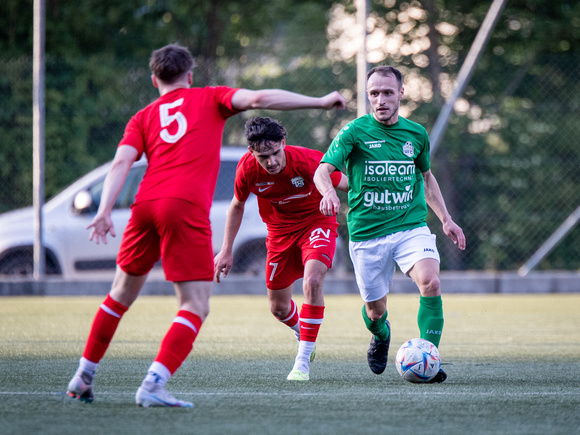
[119,86,240,212]
[234,145,342,235]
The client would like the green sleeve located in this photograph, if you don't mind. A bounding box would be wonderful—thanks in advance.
[322,121,356,170]
[414,128,431,173]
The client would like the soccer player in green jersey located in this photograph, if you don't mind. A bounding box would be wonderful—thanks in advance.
[314,66,466,382]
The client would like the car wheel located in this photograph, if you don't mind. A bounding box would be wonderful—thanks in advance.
[0,252,34,276]
[0,250,61,277]
[232,240,267,276]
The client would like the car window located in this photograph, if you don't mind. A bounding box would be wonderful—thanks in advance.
[214,161,237,201]
[87,159,235,211]
[89,165,147,211]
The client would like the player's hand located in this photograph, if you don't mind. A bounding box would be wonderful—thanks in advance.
[214,251,234,283]
[321,91,347,110]
[319,191,341,217]
[87,214,115,244]
[443,220,466,251]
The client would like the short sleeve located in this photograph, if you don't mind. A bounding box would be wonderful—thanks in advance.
[118,113,145,158]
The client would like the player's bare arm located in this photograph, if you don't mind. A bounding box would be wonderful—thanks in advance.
[87,145,139,244]
[336,172,349,192]
[231,89,347,111]
[214,197,246,283]
[423,170,466,250]
[314,162,342,217]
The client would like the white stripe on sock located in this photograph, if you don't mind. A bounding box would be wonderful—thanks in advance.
[174,316,198,333]
[300,318,323,325]
[280,301,297,323]
[100,304,121,318]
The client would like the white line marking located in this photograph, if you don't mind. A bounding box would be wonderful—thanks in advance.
[1,391,578,397]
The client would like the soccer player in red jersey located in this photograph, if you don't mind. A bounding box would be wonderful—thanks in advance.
[214,116,348,381]
[66,44,347,407]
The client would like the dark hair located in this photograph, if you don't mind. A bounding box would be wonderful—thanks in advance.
[149,44,194,83]
[245,116,287,151]
[367,66,403,89]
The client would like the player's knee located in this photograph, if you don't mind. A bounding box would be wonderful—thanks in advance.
[418,275,441,297]
[367,309,385,322]
[303,275,323,294]
[269,301,291,320]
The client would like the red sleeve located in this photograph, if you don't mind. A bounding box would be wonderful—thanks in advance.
[330,170,342,188]
[304,146,342,188]
[234,157,251,202]
[214,86,242,119]
[118,112,145,157]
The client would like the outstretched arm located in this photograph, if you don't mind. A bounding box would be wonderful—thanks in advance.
[231,89,347,111]
[314,162,343,217]
[214,197,246,283]
[423,170,466,250]
[87,145,139,244]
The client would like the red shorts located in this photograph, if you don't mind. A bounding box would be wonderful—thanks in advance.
[117,198,214,282]
[265,221,338,290]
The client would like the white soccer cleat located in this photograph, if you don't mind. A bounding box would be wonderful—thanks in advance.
[135,381,193,408]
[66,372,94,403]
[287,368,309,381]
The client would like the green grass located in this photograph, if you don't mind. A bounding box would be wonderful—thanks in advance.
[1,294,579,434]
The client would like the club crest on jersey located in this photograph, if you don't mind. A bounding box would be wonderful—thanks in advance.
[403,141,414,157]
[291,176,305,188]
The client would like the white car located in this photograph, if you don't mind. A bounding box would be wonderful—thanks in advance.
[0,147,269,280]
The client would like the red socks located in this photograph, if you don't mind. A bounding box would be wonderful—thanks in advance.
[279,299,299,329]
[299,304,324,342]
[82,295,128,363]
[154,310,203,374]
[82,297,202,376]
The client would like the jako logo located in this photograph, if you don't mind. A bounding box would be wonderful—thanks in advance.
[424,248,435,253]
[425,329,442,335]
[365,140,384,149]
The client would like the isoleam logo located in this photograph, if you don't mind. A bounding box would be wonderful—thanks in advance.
[364,160,415,181]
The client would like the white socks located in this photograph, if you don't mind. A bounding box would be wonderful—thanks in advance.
[293,340,315,373]
[143,361,171,387]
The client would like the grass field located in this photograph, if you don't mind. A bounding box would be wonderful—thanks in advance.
[1,293,579,434]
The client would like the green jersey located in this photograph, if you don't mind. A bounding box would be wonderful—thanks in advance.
[321,114,431,242]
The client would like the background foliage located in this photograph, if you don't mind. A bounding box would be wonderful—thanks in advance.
[1,0,579,272]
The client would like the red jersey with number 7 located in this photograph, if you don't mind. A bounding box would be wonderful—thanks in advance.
[119,86,240,213]
[234,145,342,235]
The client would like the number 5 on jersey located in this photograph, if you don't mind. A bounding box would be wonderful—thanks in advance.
[159,98,187,143]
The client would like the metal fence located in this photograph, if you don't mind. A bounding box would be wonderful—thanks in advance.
[0,50,579,278]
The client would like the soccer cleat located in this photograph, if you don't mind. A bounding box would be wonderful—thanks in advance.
[428,368,447,383]
[135,381,193,408]
[287,368,309,381]
[66,372,94,404]
[309,345,316,363]
[367,320,391,375]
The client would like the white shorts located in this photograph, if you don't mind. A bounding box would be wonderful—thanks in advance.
[349,226,440,303]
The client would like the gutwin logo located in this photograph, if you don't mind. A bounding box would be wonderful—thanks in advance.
[363,185,413,207]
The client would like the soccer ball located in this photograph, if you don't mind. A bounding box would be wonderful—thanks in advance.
[395,338,441,383]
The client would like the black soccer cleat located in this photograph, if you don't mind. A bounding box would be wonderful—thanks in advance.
[367,319,391,375]
[428,368,447,383]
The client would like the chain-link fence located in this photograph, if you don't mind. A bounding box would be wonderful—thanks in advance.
[0,49,579,278]
[429,54,580,272]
